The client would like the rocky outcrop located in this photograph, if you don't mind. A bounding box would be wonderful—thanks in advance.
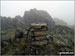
[23,9,55,28]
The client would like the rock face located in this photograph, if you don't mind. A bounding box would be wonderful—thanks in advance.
[1,9,55,31]
[1,16,15,31]
[49,25,74,52]
[1,16,25,31]
[1,9,74,55]
[23,9,55,28]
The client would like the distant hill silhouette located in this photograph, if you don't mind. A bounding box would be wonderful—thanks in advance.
[1,9,74,55]
[53,18,68,26]
[1,9,56,31]
[1,8,74,31]
[23,9,55,28]
[1,16,24,31]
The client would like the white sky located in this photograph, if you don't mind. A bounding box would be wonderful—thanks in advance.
[1,1,74,25]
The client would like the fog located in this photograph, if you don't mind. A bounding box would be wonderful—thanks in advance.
[1,1,74,25]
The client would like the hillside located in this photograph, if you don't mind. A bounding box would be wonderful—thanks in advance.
[1,16,25,31]
[1,9,56,31]
[53,18,68,26]
[53,18,74,30]
[23,9,55,28]
[49,25,74,52]
[1,25,74,55]
[1,9,74,55]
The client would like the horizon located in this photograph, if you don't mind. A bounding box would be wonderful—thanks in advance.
[1,1,74,25]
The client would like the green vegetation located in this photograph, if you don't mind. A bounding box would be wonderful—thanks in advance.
[49,25,74,52]
[1,25,74,55]
[1,9,74,55]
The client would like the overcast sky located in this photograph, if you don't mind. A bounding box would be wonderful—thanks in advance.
[1,1,74,25]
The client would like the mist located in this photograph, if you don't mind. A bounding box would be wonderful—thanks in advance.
[1,1,74,25]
